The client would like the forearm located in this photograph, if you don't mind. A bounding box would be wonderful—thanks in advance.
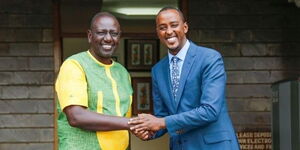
[65,105,131,131]
[165,105,219,136]
[74,112,130,131]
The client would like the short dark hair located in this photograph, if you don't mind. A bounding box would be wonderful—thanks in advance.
[89,12,119,29]
[157,6,185,22]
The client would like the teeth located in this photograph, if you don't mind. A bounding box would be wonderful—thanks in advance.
[167,37,176,43]
[102,45,112,49]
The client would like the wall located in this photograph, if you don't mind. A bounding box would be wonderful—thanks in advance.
[0,0,54,149]
[131,133,169,150]
[188,0,300,131]
[60,0,101,33]
[1,0,300,149]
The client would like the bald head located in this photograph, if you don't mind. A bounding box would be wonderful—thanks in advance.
[90,12,120,30]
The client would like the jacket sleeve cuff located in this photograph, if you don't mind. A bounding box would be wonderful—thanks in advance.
[165,115,183,137]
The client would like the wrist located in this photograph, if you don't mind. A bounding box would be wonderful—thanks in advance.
[159,118,166,129]
[124,118,131,130]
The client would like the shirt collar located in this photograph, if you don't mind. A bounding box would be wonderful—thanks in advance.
[168,40,190,64]
[87,50,114,67]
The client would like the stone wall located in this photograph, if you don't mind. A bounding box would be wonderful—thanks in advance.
[1,0,300,149]
[0,0,54,149]
[188,0,300,131]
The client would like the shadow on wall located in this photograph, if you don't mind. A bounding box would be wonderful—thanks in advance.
[280,4,300,80]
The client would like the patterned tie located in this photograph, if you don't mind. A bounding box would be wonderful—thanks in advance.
[171,56,180,100]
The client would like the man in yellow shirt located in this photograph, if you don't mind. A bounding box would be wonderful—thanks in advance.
[56,12,148,150]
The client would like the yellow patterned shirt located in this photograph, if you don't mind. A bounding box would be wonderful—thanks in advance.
[56,51,132,150]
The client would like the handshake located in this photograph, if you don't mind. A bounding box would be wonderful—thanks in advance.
[127,113,166,141]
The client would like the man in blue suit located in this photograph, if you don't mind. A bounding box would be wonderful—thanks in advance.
[129,7,240,150]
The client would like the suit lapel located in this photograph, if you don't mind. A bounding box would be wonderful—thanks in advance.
[175,43,196,111]
[161,58,177,110]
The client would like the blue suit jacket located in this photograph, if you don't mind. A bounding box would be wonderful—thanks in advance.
[151,41,240,150]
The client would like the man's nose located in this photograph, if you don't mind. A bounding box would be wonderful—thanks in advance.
[166,27,173,35]
[104,33,112,41]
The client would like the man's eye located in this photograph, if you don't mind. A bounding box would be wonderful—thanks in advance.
[97,32,106,35]
[159,26,167,31]
[110,32,119,37]
[171,24,178,28]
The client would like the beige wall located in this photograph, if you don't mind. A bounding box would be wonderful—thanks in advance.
[62,37,89,60]
[130,133,169,150]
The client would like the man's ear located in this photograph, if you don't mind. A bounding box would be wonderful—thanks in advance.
[87,30,92,43]
[183,22,188,34]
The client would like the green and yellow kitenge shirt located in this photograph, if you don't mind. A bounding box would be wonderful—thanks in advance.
[55,51,133,150]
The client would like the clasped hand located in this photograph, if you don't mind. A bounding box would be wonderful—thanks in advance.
[128,114,165,141]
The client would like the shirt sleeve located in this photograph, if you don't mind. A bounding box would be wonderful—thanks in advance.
[55,59,88,110]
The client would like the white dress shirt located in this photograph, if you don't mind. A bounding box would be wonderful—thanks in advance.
[168,40,190,79]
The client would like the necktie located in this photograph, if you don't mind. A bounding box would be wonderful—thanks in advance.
[171,56,180,100]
